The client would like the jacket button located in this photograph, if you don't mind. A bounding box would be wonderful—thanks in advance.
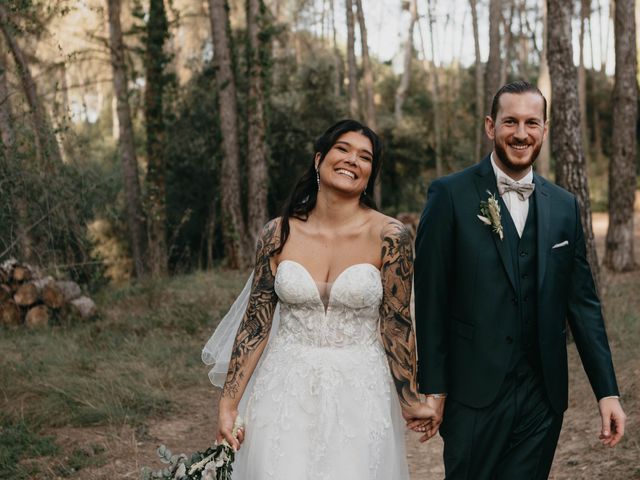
[506,336,514,344]
[520,251,527,257]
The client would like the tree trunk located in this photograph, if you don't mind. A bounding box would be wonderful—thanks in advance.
[330,0,342,98]
[144,0,169,275]
[427,0,443,178]
[578,0,589,158]
[394,0,417,122]
[208,0,249,268]
[0,4,62,169]
[107,0,148,277]
[500,0,515,85]
[205,191,217,270]
[469,0,484,162]
[355,0,375,128]
[547,0,601,291]
[601,0,613,73]
[0,44,32,260]
[346,0,359,118]
[483,0,502,154]
[247,0,269,249]
[537,0,551,178]
[354,0,380,205]
[604,0,637,272]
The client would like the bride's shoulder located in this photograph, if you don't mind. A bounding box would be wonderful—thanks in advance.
[259,217,282,237]
[368,212,411,245]
[256,217,283,252]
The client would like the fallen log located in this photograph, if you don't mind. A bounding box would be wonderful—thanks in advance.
[32,276,54,292]
[67,296,97,320]
[56,281,82,302]
[0,301,21,327]
[14,283,39,307]
[0,284,11,303]
[12,266,31,282]
[25,305,49,328]
[42,283,65,309]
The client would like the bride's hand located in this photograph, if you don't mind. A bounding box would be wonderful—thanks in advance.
[216,403,244,451]
[401,402,436,436]
[405,396,445,442]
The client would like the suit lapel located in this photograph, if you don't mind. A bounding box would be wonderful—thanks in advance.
[473,156,517,293]
[534,174,550,291]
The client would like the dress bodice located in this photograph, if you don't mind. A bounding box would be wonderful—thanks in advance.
[273,260,383,348]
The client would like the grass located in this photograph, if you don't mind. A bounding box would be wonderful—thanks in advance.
[0,264,637,478]
[0,419,59,479]
[0,268,248,478]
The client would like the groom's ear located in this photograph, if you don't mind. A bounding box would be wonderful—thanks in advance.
[485,115,496,140]
[542,120,549,142]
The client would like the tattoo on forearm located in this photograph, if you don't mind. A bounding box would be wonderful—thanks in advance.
[222,220,279,400]
[379,220,418,407]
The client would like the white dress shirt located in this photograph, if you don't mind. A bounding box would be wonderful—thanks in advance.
[491,153,533,237]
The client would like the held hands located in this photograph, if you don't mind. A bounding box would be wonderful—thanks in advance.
[403,395,446,443]
[598,397,626,447]
[216,401,245,451]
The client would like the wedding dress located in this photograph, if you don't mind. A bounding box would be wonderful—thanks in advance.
[227,260,410,480]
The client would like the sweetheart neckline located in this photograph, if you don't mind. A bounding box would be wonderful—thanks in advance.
[277,259,380,284]
[276,260,381,314]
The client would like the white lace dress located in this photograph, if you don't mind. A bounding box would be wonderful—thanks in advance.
[232,260,410,480]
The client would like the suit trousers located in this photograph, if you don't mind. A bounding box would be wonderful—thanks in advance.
[439,363,563,480]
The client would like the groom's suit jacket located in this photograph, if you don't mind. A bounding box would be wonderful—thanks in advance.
[414,155,619,414]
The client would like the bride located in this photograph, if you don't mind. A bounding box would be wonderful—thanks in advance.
[203,120,434,479]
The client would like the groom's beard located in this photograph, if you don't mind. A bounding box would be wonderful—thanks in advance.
[494,139,543,173]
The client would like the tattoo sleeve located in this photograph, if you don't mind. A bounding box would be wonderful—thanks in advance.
[221,219,280,402]
[379,221,419,407]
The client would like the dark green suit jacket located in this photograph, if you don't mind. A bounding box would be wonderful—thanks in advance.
[414,156,619,414]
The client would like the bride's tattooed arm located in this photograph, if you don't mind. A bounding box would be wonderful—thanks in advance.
[222,219,280,402]
[379,220,419,407]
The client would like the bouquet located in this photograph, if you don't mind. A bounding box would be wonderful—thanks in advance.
[141,417,243,480]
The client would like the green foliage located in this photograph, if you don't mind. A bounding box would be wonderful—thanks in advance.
[0,118,121,286]
[164,64,222,270]
[0,419,59,479]
[142,442,236,479]
[4,5,636,276]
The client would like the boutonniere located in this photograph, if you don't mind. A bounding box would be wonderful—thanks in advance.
[477,190,504,241]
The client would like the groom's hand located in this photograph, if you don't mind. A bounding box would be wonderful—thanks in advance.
[407,395,446,442]
[598,397,626,447]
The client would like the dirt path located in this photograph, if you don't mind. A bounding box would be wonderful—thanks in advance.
[62,213,639,480]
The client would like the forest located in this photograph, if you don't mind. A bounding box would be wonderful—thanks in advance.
[0,0,637,278]
[0,0,638,478]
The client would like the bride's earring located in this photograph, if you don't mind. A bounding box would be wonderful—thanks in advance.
[316,168,320,191]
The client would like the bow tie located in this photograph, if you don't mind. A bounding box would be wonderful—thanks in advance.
[497,177,535,201]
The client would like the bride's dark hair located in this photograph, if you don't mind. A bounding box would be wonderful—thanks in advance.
[274,119,383,255]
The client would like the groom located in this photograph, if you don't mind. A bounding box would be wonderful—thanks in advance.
[413,81,626,479]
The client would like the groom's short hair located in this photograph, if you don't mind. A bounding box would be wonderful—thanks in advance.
[490,81,548,122]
